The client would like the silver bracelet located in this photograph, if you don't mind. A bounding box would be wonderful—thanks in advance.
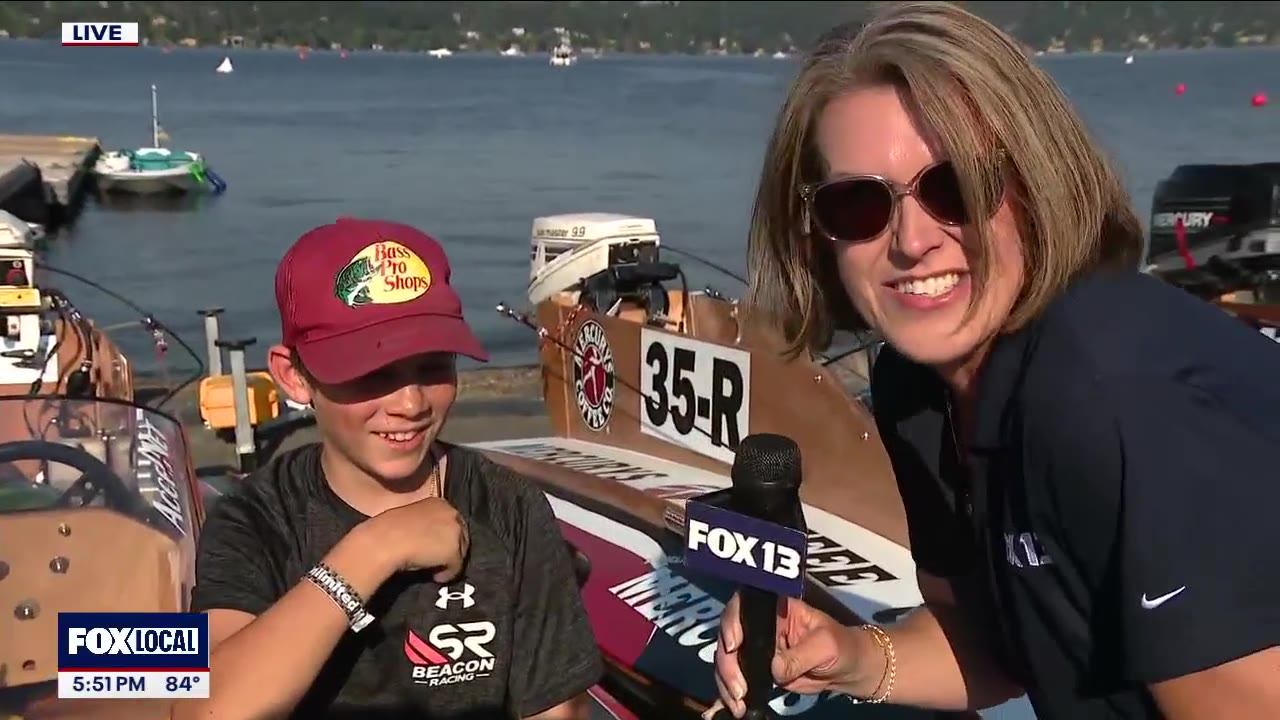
[305,562,375,633]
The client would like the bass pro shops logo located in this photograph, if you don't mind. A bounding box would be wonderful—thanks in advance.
[404,621,497,687]
[333,240,433,308]
[573,320,615,431]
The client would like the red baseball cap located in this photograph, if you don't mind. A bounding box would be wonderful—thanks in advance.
[275,217,489,385]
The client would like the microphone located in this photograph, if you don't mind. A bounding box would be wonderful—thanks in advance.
[732,434,806,719]
[683,433,808,720]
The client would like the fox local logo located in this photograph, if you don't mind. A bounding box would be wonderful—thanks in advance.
[62,22,141,46]
[58,612,209,677]
[67,627,201,656]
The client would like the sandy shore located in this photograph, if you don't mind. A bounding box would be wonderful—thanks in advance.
[149,364,553,470]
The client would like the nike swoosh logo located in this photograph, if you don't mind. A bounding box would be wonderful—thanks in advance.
[1141,586,1186,609]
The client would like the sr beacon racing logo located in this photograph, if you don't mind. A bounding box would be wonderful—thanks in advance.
[404,621,498,687]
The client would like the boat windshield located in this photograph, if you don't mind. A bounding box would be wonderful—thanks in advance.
[0,395,197,539]
[818,331,881,408]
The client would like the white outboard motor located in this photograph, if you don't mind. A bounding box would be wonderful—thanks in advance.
[0,210,54,386]
[527,212,662,306]
[0,209,42,331]
[0,211,132,483]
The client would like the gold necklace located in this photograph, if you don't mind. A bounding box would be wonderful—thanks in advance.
[421,446,442,499]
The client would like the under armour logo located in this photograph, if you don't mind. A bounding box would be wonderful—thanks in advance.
[436,582,476,609]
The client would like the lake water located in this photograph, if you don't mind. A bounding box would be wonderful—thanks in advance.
[1,41,1277,372]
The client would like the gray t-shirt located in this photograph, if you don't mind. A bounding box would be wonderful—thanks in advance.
[190,442,603,719]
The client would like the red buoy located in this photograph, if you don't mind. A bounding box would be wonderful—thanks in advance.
[1252,93,1268,108]
[1175,83,1186,95]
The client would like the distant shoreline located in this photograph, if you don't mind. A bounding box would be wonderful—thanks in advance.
[3,36,1276,58]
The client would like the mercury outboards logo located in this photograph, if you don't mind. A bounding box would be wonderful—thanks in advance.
[573,320,615,431]
[1152,211,1217,230]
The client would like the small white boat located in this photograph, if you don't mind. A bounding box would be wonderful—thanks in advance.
[94,148,207,195]
[550,43,577,67]
[216,56,233,74]
[93,85,224,196]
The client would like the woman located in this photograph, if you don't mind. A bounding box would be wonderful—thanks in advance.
[710,3,1280,720]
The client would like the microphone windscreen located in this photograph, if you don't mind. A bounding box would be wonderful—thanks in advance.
[729,433,802,493]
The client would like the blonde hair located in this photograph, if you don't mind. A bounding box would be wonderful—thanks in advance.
[745,1,1144,357]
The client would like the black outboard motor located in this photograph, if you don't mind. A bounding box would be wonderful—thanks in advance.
[1146,163,1280,302]
[578,244,680,322]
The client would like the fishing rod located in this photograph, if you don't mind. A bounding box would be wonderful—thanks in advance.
[495,301,727,448]
[666,244,884,370]
[36,265,206,408]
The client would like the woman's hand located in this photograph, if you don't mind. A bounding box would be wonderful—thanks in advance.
[708,592,877,718]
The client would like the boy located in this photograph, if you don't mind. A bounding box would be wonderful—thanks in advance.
[181,218,602,720]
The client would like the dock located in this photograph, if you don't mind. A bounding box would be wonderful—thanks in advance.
[0,133,101,230]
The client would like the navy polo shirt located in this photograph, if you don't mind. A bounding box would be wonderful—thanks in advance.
[870,268,1280,720]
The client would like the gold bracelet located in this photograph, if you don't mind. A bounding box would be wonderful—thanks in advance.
[859,624,896,704]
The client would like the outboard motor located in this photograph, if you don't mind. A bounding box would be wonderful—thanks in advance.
[1146,163,1280,302]
[0,210,48,377]
[526,213,680,323]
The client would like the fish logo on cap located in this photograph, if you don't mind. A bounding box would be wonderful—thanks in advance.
[333,240,433,308]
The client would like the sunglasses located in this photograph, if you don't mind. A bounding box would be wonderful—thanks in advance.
[800,159,1000,244]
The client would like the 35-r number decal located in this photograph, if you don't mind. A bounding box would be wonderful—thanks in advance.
[640,329,750,464]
